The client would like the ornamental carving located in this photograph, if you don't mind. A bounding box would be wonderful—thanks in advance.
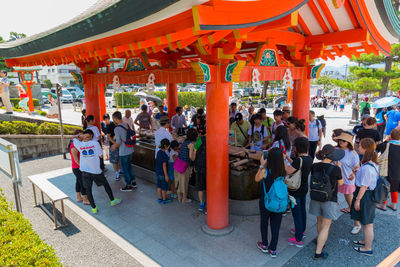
[260,49,278,66]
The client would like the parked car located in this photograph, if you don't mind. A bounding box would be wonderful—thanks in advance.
[66,87,84,99]
[105,91,115,108]
[61,89,74,103]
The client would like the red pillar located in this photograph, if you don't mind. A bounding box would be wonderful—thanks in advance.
[292,67,310,135]
[25,82,34,112]
[166,82,178,120]
[98,84,106,120]
[84,76,101,130]
[287,87,293,105]
[206,65,230,230]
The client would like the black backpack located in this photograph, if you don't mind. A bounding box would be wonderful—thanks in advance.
[365,163,390,203]
[194,136,206,172]
[310,165,335,202]
[362,103,370,115]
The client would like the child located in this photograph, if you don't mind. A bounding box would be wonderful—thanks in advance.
[156,138,172,204]
[168,140,180,199]
[272,110,284,139]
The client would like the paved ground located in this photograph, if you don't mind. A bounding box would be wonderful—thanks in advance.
[1,105,397,266]
[0,155,142,267]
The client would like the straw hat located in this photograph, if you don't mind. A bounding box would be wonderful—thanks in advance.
[152,108,160,113]
[333,132,354,144]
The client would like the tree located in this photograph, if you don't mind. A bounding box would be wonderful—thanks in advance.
[8,32,26,41]
[43,79,53,89]
[313,75,334,93]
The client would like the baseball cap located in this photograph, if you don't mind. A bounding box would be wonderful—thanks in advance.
[235,113,243,121]
[159,116,170,125]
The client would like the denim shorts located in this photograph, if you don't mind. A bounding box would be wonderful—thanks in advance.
[168,162,175,181]
[156,175,169,191]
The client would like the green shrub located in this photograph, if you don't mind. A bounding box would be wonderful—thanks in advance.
[63,124,83,135]
[0,121,81,135]
[0,122,17,134]
[114,93,141,108]
[13,121,38,135]
[10,98,40,108]
[37,122,60,135]
[0,189,62,266]
[38,111,47,116]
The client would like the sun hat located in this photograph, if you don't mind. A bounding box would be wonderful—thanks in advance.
[152,108,159,113]
[333,132,354,144]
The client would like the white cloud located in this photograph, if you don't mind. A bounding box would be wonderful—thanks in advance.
[1,0,98,40]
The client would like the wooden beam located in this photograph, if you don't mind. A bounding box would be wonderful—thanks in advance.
[305,29,368,46]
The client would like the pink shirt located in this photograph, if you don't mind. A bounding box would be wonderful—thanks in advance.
[70,142,80,169]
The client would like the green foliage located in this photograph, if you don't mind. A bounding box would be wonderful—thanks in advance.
[0,121,81,135]
[10,98,40,108]
[0,189,61,266]
[313,76,334,92]
[38,110,47,116]
[351,54,384,66]
[114,92,206,108]
[43,79,53,89]
[8,32,26,41]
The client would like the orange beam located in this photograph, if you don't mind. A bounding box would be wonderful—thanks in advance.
[308,1,329,33]
[305,29,368,46]
[316,0,339,32]
[344,0,360,28]
[298,15,312,36]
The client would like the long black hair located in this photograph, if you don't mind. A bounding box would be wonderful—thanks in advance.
[274,125,290,151]
[266,148,286,180]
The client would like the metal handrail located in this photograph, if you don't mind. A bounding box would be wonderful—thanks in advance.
[0,138,22,212]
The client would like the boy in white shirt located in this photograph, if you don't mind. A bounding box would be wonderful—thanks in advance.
[73,129,121,213]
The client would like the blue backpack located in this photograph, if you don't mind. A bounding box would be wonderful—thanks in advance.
[263,176,289,213]
[117,125,137,147]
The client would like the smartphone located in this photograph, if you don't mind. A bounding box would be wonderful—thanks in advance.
[263,150,268,160]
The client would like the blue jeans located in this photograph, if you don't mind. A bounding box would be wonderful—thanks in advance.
[291,195,307,242]
[120,154,135,185]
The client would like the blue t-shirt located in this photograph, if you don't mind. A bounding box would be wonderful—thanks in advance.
[155,150,169,176]
[375,111,386,125]
[155,113,168,120]
[386,110,400,132]
[179,140,191,163]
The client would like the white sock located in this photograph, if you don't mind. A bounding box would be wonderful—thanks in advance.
[115,171,120,178]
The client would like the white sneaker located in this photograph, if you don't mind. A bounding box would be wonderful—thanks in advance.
[350,225,362,235]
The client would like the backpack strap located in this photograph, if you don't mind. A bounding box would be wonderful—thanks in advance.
[236,123,247,141]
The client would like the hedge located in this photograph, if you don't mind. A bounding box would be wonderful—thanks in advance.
[0,106,47,116]
[10,98,40,108]
[0,189,61,266]
[0,121,82,135]
[114,92,206,108]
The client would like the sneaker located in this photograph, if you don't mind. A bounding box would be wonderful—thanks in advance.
[350,225,362,235]
[5,112,13,115]
[170,193,178,199]
[313,251,328,260]
[157,198,163,203]
[257,241,268,253]
[288,237,303,248]
[110,198,121,206]
[115,172,121,181]
[92,206,98,214]
[290,228,306,238]
[199,203,205,212]
[131,181,137,188]
[120,185,133,192]
[268,249,277,258]
[182,198,192,203]
[162,198,172,204]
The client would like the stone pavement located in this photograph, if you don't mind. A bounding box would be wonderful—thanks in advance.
[1,105,396,266]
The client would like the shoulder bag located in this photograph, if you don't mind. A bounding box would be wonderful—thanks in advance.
[285,157,302,190]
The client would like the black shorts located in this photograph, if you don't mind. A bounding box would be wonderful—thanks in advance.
[195,170,206,191]
[82,172,108,188]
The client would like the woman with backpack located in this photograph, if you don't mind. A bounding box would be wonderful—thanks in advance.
[271,125,291,161]
[333,132,362,234]
[284,137,313,248]
[309,144,344,260]
[255,148,287,258]
[350,138,379,256]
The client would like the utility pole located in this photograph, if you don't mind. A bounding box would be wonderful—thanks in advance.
[56,83,66,159]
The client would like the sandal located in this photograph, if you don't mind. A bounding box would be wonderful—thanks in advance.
[376,205,387,211]
[83,202,91,205]
[387,206,397,211]
[353,241,365,246]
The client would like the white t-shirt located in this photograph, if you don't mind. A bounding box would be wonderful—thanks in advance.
[272,121,284,139]
[86,125,101,141]
[169,150,179,163]
[122,116,134,130]
[355,162,378,190]
[339,149,360,185]
[248,124,268,151]
[73,139,103,174]
[154,127,173,158]
[308,119,321,142]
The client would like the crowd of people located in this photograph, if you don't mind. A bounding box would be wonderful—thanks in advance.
[67,98,399,261]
